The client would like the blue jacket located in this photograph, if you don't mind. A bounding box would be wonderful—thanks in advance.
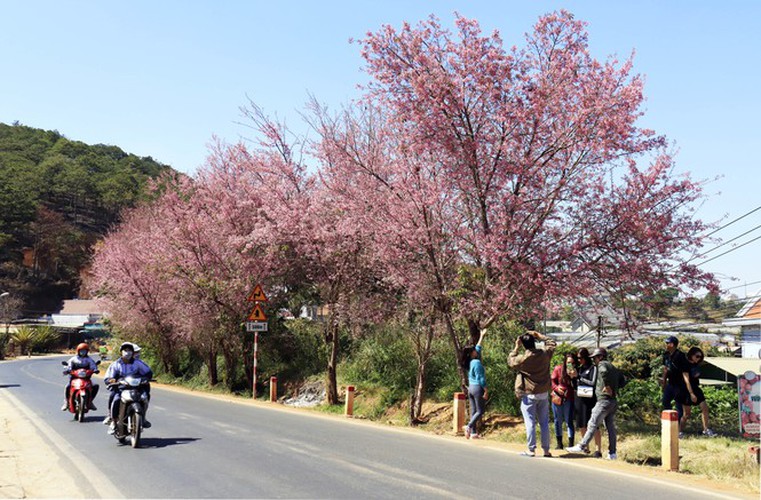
[468,345,487,388]
[105,358,153,384]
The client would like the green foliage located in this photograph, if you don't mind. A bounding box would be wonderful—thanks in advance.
[31,325,60,352]
[10,326,35,354]
[343,327,417,402]
[0,122,171,310]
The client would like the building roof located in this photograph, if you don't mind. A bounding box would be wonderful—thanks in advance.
[59,299,104,316]
[736,290,761,319]
[699,356,761,384]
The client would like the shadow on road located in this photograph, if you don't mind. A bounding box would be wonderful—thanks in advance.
[63,415,105,423]
[139,437,200,449]
[0,384,21,389]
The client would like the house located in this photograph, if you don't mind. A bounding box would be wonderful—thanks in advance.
[722,290,761,358]
[51,299,106,330]
[570,295,623,333]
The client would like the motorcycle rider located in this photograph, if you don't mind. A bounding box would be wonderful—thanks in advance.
[103,342,152,426]
[104,342,153,434]
[61,342,99,411]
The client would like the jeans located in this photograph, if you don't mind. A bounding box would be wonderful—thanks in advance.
[520,394,550,452]
[467,384,485,432]
[552,399,575,440]
[662,384,684,420]
[580,398,617,454]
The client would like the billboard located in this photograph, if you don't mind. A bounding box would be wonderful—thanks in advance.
[739,371,761,439]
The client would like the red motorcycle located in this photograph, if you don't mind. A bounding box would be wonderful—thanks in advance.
[62,360,100,422]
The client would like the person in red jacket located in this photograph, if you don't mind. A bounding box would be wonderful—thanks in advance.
[551,353,576,449]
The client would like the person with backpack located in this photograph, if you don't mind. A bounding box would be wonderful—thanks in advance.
[566,347,621,460]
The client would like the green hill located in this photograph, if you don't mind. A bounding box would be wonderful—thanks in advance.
[0,122,173,314]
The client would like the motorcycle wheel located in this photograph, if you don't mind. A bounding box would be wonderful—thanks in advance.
[130,413,142,448]
[76,394,86,423]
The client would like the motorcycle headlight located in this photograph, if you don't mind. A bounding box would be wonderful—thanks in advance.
[122,391,134,403]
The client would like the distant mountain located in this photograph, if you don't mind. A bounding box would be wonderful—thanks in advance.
[0,122,174,314]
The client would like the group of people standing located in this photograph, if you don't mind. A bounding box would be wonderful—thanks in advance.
[461,330,713,459]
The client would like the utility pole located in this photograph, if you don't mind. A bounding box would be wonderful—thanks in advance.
[596,315,604,348]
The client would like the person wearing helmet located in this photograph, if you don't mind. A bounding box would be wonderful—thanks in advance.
[566,347,621,459]
[103,342,153,433]
[61,342,99,411]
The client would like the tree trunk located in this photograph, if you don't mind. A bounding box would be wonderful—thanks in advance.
[410,318,435,423]
[443,311,467,391]
[207,347,218,386]
[325,316,340,405]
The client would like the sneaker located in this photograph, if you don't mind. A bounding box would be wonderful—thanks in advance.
[606,452,617,460]
[519,450,535,457]
[703,428,717,437]
[102,417,112,425]
[565,444,589,454]
[462,425,471,439]
[543,451,553,458]
[88,403,97,411]
[61,403,68,411]
[107,423,115,435]
[143,420,152,429]
[592,451,603,458]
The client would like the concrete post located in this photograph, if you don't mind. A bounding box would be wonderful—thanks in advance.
[661,410,679,471]
[344,385,355,417]
[453,392,466,435]
[269,376,277,402]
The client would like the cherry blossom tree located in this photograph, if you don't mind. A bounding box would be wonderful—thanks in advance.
[315,11,714,389]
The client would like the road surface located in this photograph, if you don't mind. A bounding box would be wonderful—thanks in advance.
[0,356,745,499]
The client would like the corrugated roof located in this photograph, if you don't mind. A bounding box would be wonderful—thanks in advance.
[736,290,761,319]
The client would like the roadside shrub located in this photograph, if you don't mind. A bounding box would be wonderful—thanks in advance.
[32,326,60,352]
[343,327,417,402]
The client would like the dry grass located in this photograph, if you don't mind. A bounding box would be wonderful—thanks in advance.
[598,433,760,493]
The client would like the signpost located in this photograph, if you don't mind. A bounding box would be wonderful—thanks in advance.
[246,284,268,398]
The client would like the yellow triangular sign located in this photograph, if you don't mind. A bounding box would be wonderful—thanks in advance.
[247,284,268,303]
[247,303,267,321]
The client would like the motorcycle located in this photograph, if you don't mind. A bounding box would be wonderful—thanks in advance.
[61,360,101,423]
[108,375,151,448]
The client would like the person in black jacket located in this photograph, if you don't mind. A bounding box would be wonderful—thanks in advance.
[573,348,602,457]
[661,336,689,434]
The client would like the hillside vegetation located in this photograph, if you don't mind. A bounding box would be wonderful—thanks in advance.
[0,122,172,312]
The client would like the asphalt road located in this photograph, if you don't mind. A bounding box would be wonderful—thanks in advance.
[0,356,737,499]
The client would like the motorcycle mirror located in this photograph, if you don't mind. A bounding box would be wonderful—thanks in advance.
[95,360,101,365]
[61,361,67,366]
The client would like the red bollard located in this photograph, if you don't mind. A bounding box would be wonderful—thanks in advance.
[453,392,466,435]
[345,385,355,417]
[661,410,679,471]
[269,376,277,402]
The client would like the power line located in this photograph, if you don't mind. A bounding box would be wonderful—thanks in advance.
[703,204,761,239]
[694,233,761,267]
[723,280,761,292]
[685,222,761,263]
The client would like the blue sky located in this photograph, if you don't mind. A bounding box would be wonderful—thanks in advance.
[2,1,759,298]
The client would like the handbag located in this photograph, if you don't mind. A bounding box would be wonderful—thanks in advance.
[551,386,568,405]
[576,384,594,398]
